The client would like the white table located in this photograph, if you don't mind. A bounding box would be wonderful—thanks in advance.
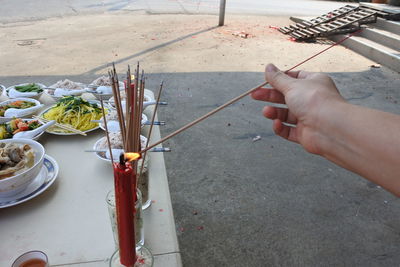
[0,91,181,267]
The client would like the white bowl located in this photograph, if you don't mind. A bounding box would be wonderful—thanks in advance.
[0,98,42,118]
[6,83,46,100]
[89,81,124,101]
[0,139,45,198]
[93,135,149,172]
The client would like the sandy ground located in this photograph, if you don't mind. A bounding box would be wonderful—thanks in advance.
[0,12,376,79]
[1,12,400,267]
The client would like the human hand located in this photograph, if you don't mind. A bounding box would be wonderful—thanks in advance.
[251,64,345,155]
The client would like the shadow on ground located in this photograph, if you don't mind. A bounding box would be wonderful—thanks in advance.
[1,68,400,266]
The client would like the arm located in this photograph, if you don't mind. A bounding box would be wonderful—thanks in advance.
[251,64,400,196]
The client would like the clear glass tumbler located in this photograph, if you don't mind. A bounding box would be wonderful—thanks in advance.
[106,189,144,248]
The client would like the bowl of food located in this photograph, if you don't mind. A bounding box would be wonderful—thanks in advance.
[88,76,125,101]
[0,118,44,140]
[0,139,45,197]
[108,91,153,109]
[46,79,87,100]
[0,98,42,118]
[6,83,46,100]
[93,133,149,172]
[99,109,148,132]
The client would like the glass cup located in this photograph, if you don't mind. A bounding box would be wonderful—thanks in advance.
[138,170,151,210]
[106,189,144,248]
[12,250,49,267]
[109,246,153,267]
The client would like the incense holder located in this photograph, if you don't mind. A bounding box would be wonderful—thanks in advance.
[106,189,144,248]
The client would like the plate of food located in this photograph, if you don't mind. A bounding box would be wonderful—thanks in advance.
[38,96,105,135]
[46,79,88,100]
[0,118,44,140]
[0,98,43,118]
[88,76,125,100]
[6,83,46,100]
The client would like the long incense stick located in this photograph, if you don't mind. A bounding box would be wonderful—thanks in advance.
[138,81,164,180]
[100,99,114,164]
[139,31,360,154]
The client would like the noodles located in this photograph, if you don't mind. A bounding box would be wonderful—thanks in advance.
[42,96,103,132]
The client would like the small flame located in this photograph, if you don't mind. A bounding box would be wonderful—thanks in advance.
[124,152,141,161]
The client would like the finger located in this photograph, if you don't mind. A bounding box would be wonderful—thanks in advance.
[265,64,296,95]
[273,119,299,143]
[284,70,313,79]
[251,88,286,104]
[262,106,297,124]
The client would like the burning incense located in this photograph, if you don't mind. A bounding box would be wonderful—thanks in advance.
[139,31,360,154]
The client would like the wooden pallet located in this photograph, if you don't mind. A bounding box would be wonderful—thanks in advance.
[279,5,390,41]
[279,5,358,34]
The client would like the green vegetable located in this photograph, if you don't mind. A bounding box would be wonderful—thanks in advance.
[14,83,43,93]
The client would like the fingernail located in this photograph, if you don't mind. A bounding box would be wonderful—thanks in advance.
[266,64,278,72]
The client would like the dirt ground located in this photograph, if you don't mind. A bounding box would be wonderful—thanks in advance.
[1,12,400,267]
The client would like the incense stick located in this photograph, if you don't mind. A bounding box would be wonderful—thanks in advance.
[100,99,114,164]
[138,81,164,181]
[139,31,360,154]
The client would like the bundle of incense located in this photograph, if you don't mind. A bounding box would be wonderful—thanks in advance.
[105,63,162,266]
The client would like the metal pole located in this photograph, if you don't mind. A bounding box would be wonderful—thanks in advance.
[218,0,226,26]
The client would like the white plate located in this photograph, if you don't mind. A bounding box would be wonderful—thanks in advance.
[37,100,107,135]
[0,155,59,208]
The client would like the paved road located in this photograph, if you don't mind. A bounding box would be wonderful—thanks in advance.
[0,0,347,23]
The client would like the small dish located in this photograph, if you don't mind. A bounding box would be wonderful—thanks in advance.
[0,98,42,118]
[92,135,149,172]
[99,113,148,132]
[0,155,59,208]
[46,80,87,101]
[6,83,46,100]
[89,77,124,101]
[0,118,45,141]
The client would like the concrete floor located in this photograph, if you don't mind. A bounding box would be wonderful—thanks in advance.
[1,11,400,267]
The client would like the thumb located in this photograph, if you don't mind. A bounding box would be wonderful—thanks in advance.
[265,64,294,95]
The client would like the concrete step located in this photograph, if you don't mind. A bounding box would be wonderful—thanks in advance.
[330,34,400,72]
[360,25,400,51]
[373,17,400,34]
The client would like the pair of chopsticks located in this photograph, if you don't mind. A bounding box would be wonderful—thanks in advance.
[33,115,87,136]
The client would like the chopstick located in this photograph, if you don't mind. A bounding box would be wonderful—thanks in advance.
[33,115,87,136]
